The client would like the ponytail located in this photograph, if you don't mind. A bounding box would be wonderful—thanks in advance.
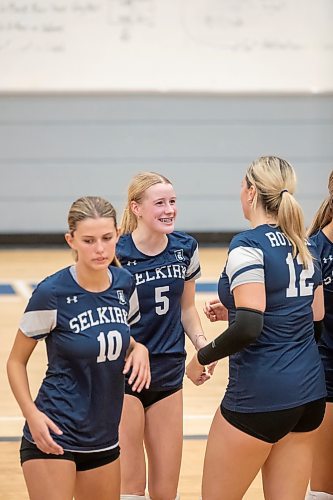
[120,206,138,235]
[246,156,312,267]
[278,191,312,266]
[308,170,333,236]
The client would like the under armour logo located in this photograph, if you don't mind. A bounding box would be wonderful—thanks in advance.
[66,296,78,304]
[127,260,137,266]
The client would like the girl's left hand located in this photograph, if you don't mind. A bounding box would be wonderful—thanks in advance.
[186,354,210,386]
[123,341,151,392]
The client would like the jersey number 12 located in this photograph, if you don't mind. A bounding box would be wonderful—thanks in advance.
[285,253,314,298]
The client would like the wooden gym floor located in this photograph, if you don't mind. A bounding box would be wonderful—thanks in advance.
[0,247,264,499]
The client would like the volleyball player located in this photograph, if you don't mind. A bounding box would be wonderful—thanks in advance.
[186,157,326,500]
[306,171,333,500]
[7,196,150,500]
[117,172,211,500]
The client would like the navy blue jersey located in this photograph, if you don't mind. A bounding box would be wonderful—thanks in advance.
[310,230,333,347]
[116,231,200,389]
[310,230,333,398]
[20,265,139,452]
[218,224,326,412]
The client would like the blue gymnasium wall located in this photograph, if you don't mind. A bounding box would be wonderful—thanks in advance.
[0,94,332,239]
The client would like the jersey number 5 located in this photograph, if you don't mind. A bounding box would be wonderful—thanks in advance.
[285,253,314,298]
[97,330,122,363]
[155,286,170,315]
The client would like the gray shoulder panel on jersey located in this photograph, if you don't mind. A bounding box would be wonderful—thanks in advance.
[128,288,140,326]
[20,309,57,340]
[226,246,264,292]
[186,245,201,280]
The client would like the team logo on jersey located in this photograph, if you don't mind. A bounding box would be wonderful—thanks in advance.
[174,249,184,262]
[127,260,137,266]
[117,290,126,305]
[66,296,78,304]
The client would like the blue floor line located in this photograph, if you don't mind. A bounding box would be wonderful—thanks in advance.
[0,282,217,295]
[0,284,15,294]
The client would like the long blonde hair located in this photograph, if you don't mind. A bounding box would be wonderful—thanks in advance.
[68,196,120,266]
[121,172,172,234]
[246,156,312,266]
[308,170,333,236]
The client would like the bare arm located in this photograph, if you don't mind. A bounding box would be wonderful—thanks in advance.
[312,285,325,341]
[181,280,218,384]
[186,283,265,384]
[233,282,266,311]
[181,280,207,350]
[7,330,38,419]
[123,337,151,392]
[7,330,64,454]
[312,285,325,321]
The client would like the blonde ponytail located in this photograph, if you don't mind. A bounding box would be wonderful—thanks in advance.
[307,170,333,236]
[120,206,138,235]
[246,156,312,267]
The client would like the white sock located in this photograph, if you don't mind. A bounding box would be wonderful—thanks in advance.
[120,496,146,500]
[147,495,180,500]
[306,492,333,500]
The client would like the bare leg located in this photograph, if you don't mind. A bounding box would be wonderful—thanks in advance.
[22,459,76,500]
[262,430,317,500]
[144,390,183,500]
[309,403,333,495]
[119,395,146,496]
[75,458,120,500]
[202,409,272,500]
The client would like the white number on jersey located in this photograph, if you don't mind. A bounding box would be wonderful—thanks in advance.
[97,330,122,363]
[155,286,170,315]
[286,253,314,298]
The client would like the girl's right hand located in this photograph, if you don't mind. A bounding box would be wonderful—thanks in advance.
[203,298,228,322]
[26,408,64,455]
[186,354,209,386]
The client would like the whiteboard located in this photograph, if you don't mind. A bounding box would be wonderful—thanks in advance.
[1,0,333,93]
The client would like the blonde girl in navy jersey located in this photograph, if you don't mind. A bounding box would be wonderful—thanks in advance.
[306,171,333,500]
[7,196,150,500]
[186,157,326,500]
[117,172,211,500]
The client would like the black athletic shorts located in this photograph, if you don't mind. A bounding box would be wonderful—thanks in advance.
[125,380,182,409]
[220,398,326,444]
[20,436,120,471]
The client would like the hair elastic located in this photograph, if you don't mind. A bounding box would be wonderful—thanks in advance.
[280,189,289,196]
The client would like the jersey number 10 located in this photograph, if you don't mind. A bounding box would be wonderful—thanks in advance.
[96,330,122,363]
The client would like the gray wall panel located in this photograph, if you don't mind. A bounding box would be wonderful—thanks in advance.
[1,162,331,199]
[1,122,333,159]
[1,96,333,121]
[1,95,332,234]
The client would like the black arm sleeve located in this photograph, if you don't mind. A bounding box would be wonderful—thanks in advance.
[197,307,264,365]
[314,320,323,343]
